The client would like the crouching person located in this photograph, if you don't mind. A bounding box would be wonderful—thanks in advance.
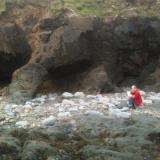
[127,85,143,109]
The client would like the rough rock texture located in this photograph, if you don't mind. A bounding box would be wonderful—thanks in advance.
[0,2,160,102]
[8,12,101,103]
[0,23,31,82]
[0,91,160,159]
[9,63,47,103]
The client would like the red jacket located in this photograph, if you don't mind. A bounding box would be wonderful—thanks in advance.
[131,90,143,107]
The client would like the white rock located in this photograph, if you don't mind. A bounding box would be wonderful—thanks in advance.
[59,107,65,112]
[62,99,75,106]
[48,97,56,101]
[4,104,12,112]
[69,106,78,112]
[148,96,160,104]
[86,95,97,99]
[120,107,129,112]
[25,101,33,105]
[107,103,116,108]
[23,104,32,109]
[143,100,153,105]
[7,111,16,117]
[62,92,74,98]
[42,116,56,126]
[85,110,104,116]
[15,121,29,128]
[109,108,130,118]
[58,112,71,118]
[98,97,109,104]
[23,104,32,112]
[32,97,45,103]
[41,95,47,99]
[74,92,85,98]
[54,103,60,107]
[79,106,85,110]
[4,105,15,116]
[79,100,88,106]
[12,104,18,108]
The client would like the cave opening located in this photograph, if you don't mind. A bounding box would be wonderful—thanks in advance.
[51,60,93,85]
[0,51,31,90]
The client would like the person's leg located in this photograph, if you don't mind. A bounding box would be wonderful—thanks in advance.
[128,98,135,109]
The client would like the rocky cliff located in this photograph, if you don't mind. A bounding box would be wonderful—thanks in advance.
[0,0,160,103]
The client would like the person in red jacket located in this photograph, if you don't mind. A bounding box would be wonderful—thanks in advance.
[127,85,143,109]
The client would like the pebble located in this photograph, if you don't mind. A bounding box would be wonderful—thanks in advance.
[74,92,85,98]
[109,108,131,118]
[42,116,56,126]
[62,99,75,106]
[0,90,159,129]
[58,112,72,118]
[143,100,153,105]
[15,121,29,128]
[85,110,104,116]
[62,92,74,98]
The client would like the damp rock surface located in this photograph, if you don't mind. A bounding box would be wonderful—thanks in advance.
[0,91,160,160]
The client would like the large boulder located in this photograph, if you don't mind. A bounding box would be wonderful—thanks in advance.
[0,23,31,81]
[22,140,60,160]
[8,13,103,103]
[9,63,47,103]
[6,9,160,103]
[79,65,114,93]
[0,136,21,160]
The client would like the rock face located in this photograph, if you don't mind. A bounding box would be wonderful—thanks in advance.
[8,12,103,103]
[0,23,31,82]
[9,63,47,103]
[0,2,160,102]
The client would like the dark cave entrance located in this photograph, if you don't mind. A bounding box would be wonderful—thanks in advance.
[39,59,93,93]
[0,51,31,90]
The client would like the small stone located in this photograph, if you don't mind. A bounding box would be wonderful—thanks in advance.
[98,97,109,104]
[12,104,18,108]
[109,108,131,118]
[143,99,153,105]
[85,110,104,116]
[62,92,74,98]
[25,101,33,105]
[15,121,29,128]
[62,99,75,106]
[74,92,85,98]
[33,97,45,103]
[148,96,160,104]
[107,103,116,108]
[86,95,97,99]
[69,106,78,112]
[58,112,71,118]
[23,104,32,109]
[42,116,56,126]
[23,104,32,113]
[79,106,85,110]
[120,107,129,112]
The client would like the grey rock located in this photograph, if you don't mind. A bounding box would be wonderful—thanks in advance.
[62,92,74,98]
[42,116,56,126]
[0,136,21,159]
[74,92,85,98]
[15,121,29,128]
[22,140,60,160]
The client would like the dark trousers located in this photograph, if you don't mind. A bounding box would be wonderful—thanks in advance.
[128,98,135,109]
